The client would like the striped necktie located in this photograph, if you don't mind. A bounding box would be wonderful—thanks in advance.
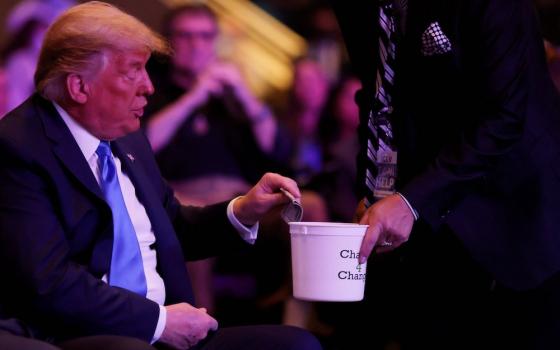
[364,1,402,207]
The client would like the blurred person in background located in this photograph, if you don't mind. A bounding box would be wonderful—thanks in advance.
[281,57,330,186]
[1,0,73,111]
[273,73,364,343]
[263,56,334,336]
[310,73,361,222]
[143,3,291,316]
[144,2,290,209]
[303,4,346,85]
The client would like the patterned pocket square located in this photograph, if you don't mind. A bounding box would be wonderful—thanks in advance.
[421,22,452,56]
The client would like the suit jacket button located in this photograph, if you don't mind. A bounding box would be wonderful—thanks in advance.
[440,209,451,219]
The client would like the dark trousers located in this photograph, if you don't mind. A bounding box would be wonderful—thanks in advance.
[0,332,59,350]
[401,225,560,350]
[185,325,322,350]
[0,333,155,350]
[490,271,560,350]
[333,224,560,350]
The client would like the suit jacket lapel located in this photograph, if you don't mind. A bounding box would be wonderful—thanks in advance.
[34,95,113,277]
[111,140,164,232]
[37,95,104,200]
[112,138,195,304]
[111,138,180,259]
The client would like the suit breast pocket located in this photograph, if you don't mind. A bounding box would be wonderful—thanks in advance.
[410,53,461,112]
[419,52,458,83]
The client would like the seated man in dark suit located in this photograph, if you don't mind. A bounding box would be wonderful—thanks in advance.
[0,2,322,350]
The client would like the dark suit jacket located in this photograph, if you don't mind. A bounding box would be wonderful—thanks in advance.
[332,0,560,290]
[0,94,249,341]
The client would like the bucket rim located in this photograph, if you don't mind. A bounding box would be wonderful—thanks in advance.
[288,222,368,228]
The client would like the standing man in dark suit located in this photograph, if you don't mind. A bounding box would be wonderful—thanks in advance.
[332,0,560,348]
[0,2,322,350]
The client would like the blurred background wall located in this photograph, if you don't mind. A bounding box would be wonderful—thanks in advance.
[0,0,559,115]
[0,0,311,113]
[2,0,559,43]
[0,0,169,46]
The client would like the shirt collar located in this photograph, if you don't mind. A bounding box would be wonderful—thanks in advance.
[53,102,101,161]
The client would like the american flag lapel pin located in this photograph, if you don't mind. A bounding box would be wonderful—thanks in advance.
[127,153,135,162]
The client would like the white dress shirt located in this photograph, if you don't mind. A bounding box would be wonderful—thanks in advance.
[53,103,258,342]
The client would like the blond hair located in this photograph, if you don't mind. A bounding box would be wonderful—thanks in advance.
[35,1,171,102]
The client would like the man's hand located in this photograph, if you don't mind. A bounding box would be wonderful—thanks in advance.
[199,62,267,122]
[358,194,414,263]
[159,303,218,350]
[187,65,228,107]
[233,173,300,226]
[189,62,246,104]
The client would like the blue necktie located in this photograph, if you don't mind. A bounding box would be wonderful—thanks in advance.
[96,141,147,296]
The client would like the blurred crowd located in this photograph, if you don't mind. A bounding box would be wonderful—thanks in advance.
[0,0,559,349]
[0,0,74,117]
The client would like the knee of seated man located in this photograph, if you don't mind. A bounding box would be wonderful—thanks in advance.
[57,335,156,350]
[0,332,60,350]
[276,325,323,350]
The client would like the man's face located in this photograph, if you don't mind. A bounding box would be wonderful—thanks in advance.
[84,49,153,140]
[169,12,218,75]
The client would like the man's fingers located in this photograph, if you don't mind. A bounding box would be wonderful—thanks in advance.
[281,177,301,199]
[374,235,407,254]
[209,317,219,331]
[263,173,300,197]
[374,241,397,254]
[359,223,381,264]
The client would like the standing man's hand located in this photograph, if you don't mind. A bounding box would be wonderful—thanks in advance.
[160,303,218,350]
[233,173,300,226]
[358,194,414,263]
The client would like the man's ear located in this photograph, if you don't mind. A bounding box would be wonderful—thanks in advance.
[66,74,90,104]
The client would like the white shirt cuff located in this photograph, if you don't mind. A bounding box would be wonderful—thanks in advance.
[151,304,167,344]
[396,192,419,220]
[227,196,259,244]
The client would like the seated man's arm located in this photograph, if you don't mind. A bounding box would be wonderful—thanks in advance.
[161,171,299,261]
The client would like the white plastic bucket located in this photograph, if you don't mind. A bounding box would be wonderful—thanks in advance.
[289,222,368,302]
